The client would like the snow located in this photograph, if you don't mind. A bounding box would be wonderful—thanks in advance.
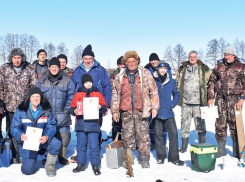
[1,106,245,182]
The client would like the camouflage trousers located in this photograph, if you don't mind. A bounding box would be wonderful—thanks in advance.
[121,111,150,161]
[215,95,240,142]
[181,103,206,138]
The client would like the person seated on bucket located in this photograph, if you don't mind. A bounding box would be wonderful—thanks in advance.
[153,61,184,166]
[10,87,61,176]
[70,74,107,176]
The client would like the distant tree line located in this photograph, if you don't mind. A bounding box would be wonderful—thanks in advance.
[0,33,83,68]
[164,38,245,73]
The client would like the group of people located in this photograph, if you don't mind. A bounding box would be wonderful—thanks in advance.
[0,44,243,177]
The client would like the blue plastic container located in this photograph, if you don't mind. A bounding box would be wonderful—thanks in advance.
[0,138,12,167]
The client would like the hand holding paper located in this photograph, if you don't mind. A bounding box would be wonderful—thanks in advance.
[200,106,219,119]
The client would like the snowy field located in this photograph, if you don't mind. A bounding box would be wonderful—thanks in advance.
[1,106,245,182]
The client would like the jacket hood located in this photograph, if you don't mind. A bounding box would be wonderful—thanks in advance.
[144,63,152,69]
[153,71,170,85]
[79,59,100,70]
[18,95,52,112]
[180,60,209,71]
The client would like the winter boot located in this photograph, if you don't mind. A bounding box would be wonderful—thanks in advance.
[122,148,134,168]
[179,137,189,153]
[45,153,58,177]
[73,164,85,173]
[171,159,185,166]
[157,158,165,164]
[92,165,101,176]
[233,140,240,159]
[141,161,150,168]
[11,137,21,164]
[58,146,70,165]
[70,155,77,163]
[217,140,227,158]
[198,132,206,144]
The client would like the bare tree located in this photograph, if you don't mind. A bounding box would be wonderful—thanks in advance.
[0,36,6,64]
[197,49,204,61]
[28,35,40,63]
[233,39,240,58]
[239,40,245,59]
[44,42,56,59]
[19,34,29,55]
[218,38,228,59]
[57,42,68,55]
[206,39,219,66]
[164,45,176,74]
[174,43,187,70]
[71,45,83,68]
[4,33,14,56]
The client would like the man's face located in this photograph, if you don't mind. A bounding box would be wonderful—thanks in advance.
[12,55,23,68]
[59,58,67,70]
[38,52,46,62]
[126,58,138,72]
[189,53,198,66]
[150,60,159,68]
[83,55,94,67]
[30,94,41,108]
[224,53,235,63]
[158,67,167,76]
[117,64,125,69]
[49,65,60,75]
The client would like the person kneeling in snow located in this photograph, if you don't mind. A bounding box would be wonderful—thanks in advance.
[153,61,184,166]
[10,87,61,176]
[70,74,107,176]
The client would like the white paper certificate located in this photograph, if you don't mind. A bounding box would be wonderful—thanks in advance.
[200,106,219,119]
[23,126,43,151]
[83,97,99,120]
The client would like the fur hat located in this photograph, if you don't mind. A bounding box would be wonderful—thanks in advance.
[224,46,237,56]
[49,57,60,68]
[37,49,47,58]
[117,56,123,65]
[82,45,95,57]
[57,54,68,63]
[82,74,93,86]
[149,53,160,62]
[122,51,140,65]
[8,48,27,62]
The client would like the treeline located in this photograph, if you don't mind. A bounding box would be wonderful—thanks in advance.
[0,33,83,68]
[163,38,245,73]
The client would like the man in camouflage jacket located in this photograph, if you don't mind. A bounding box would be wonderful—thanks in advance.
[176,50,211,153]
[111,51,159,168]
[0,48,37,164]
[208,46,245,158]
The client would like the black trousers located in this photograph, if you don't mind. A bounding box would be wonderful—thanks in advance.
[153,117,179,162]
[6,111,20,159]
[112,117,122,141]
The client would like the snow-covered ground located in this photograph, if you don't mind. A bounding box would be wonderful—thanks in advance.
[1,106,245,182]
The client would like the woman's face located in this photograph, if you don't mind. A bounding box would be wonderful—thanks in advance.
[158,67,167,76]
[30,94,41,108]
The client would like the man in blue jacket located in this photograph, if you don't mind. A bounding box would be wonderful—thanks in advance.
[145,53,171,149]
[37,57,76,165]
[153,61,184,166]
[10,87,61,176]
[70,44,112,163]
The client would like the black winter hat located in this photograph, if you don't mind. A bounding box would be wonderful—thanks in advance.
[49,57,60,68]
[117,56,123,65]
[82,74,93,86]
[27,87,42,100]
[82,44,95,57]
[37,49,47,58]
[57,54,68,63]
[149,53,160,62]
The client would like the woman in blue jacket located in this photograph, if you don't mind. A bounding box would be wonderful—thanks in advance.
[10,87,61,176]
[153,61,184,166]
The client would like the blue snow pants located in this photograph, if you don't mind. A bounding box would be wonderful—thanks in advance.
[76,131,100,166]
[20,137,61,175]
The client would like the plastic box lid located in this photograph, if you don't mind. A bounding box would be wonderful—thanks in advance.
[190,143,218,154]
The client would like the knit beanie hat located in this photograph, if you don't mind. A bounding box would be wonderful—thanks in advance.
[149,53,160,62]
[27,87,42,99]
[57,54,68,63]
[37,49,47,58]
[82,74,93,86]
[117,56,123,65]
[157,61,168,70]
[49,57,60,68]
[82,45,95,57]
[224,46,237,56]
